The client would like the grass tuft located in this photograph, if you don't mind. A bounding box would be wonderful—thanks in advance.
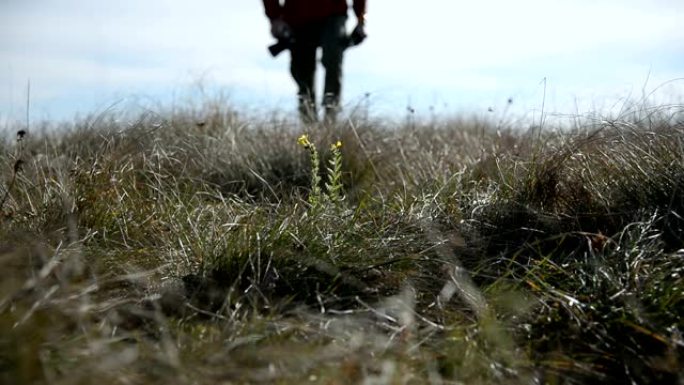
[1,102,682,384]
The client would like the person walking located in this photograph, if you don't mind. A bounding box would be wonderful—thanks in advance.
[263,0,367,124]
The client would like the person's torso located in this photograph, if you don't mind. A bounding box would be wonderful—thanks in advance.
[282,0,349,26]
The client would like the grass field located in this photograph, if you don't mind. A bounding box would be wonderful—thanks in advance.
[1,101,682,384]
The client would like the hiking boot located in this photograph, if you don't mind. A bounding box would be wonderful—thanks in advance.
[298,96,318,124]
[323,93,340,125]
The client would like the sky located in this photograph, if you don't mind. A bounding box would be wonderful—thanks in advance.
[1,0,683,126]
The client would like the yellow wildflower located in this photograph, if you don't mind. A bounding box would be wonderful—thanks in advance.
[297,134,311,148]
[331,140,342,150]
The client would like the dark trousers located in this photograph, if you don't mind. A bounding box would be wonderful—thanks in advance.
[290,15,347,123]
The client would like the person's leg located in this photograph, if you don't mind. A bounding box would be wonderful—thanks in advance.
[290,25,319,123]
[320,15,347,124]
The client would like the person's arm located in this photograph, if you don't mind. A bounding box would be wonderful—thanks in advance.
[263,0,283,20]
[349,0,367,45]
[263,0,290,39]
[352,0,366,25]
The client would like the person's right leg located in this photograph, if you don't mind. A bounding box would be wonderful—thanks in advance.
[290,25,320,124]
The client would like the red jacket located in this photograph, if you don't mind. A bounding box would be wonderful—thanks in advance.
[263,0,366,26]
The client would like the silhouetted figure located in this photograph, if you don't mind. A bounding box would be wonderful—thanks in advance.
[263,0,367,124]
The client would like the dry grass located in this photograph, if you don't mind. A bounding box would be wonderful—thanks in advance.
[1,102,682,384]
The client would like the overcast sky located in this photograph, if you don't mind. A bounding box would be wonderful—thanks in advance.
[1,0,683,125]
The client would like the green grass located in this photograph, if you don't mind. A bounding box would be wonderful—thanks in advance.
[1,102,682,384]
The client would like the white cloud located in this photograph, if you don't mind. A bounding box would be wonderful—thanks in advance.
[0,0,682,122]
[355,0,683,74]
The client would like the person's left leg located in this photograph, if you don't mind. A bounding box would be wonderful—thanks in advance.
[291,23,321,124]
[320,15,347,124]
